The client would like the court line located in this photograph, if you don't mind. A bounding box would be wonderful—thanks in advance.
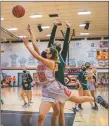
[1,111,75,117]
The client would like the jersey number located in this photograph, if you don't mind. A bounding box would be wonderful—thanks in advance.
[38,72,47,82]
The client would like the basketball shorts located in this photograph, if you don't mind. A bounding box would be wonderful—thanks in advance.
[81,83,88,90]
[42,81,72,103]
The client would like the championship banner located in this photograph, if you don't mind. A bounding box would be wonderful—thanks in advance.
[99,41,109,48]
[96,49,108,61]
[64,67,81,85]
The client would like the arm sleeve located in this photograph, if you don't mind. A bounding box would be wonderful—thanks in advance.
[48,25,57,48]
[93,76,96,83]
[59,54,66,67]
[61,27,70,62]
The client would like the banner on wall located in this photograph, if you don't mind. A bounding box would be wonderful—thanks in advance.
[96,49,108,61]
[99,41,109,48]
[64,67,81,86]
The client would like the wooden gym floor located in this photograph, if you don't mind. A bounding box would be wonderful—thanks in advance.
[1,86,108,126]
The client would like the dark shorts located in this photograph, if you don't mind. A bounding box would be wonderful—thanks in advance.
[22,84,31,90]
[23,88,31,91]
[81,83,88,90]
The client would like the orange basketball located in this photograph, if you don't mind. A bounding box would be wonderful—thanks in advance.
[12,5,25,18]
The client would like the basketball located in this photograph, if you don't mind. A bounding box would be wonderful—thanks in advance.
[12,5,25,18]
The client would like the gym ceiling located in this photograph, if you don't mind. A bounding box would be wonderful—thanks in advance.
[1,2,108,42]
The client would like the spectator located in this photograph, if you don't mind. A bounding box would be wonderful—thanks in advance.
[13,76,16,87]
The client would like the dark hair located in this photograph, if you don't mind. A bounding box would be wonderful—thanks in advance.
[53,42,61,53]
[92,75,96,82]
[41,51,47,58]
[49,47,59,62]
[85,62,90,69]
[81,65,86,71]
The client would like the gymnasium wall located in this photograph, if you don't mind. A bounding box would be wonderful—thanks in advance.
[1,39,108,67]
[1,39,108,84]
[68,39,108,66]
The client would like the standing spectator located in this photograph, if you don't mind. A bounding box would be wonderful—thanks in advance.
[13,76,16,87]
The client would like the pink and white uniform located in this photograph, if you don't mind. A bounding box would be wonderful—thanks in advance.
[86,69,96,91]
[37,61,72,103]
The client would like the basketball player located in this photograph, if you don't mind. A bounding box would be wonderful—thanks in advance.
[23,37,109,126]
[20,68,33,107]
[27,19,70,126]
[76,65,94,108]
[48,19,70,126]
[86,66,98,110]
[27,70,33,103]
[75,64,97,111]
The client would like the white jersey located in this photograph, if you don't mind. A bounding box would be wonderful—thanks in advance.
[86,69,94,80]
[37,62,55,86]
[37,62,72,103]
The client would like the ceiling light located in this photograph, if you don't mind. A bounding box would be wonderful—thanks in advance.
[1,18,4,20]
[41,26,50,29]
[7,28,18,31]
[80,32,89,35]
[30,14,42,18]
[19,36,26,38]
[46,34,51,37]
[78,11,91,15]
[79,24,86,27]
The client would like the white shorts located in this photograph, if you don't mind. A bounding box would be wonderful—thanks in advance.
[41,97,57,103]
[87,81,96,91]
[42,81,72,103]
